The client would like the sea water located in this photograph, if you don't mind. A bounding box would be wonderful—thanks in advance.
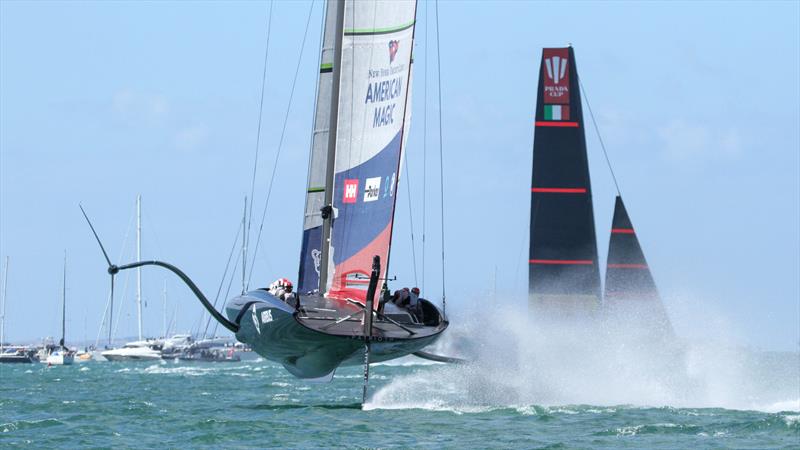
[2,308,799,449]
[1,353,797,448]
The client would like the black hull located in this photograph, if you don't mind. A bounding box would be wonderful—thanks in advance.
[225,290,448,379]
[0,355,35,364]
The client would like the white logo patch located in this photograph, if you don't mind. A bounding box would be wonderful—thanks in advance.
[261,310,273,324]
[363,177,381,202]
[544,56,568,84]
[251,304,261,334]
[311,249,322,276]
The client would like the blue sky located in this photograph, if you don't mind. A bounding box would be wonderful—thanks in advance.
[1,1,798,350]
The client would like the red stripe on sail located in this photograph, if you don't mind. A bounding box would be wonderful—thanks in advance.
[611,228,635,234]
[608,263,648,269]
[531,188,587,193]
[529,259,594,265]
[535,121,579,127]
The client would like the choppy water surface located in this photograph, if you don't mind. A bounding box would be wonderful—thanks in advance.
[1,356,797,449]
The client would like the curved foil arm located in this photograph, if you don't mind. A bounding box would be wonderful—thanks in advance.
[112,260,239,333]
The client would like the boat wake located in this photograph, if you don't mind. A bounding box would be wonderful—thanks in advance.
[367,297,799,413]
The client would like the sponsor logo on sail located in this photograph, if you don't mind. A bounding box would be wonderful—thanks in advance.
[384,173,396,198]
[363,177,381,202]
[388,40,399,63]
[311,249,322,276]
[343,179,358,204]
[545,56,567,84]
[542,48,570,105]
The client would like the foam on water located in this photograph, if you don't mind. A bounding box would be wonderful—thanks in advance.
[1,359,795,448]
[370,295,799,413]
[374,355,443,367]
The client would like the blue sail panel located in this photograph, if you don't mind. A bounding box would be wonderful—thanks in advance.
[328,131,401,300]
[298,225,322,294]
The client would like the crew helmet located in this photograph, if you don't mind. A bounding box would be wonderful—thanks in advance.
[270,278,293,292]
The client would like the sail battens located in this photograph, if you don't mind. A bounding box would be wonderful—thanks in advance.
[530,259,594,265]
[344,20,415,36]
[608,263,648,269]
[535,121,579,127]
[531,187,587,193]
[611,228,635,234]
[307,187,325,193]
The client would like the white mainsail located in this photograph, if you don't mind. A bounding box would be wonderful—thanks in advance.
[299,0,417,303]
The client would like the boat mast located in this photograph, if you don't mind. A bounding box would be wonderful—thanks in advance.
[0,256,8,353]
[162,280,167,338]
[241,196,247,294]
[61,250,67,348]
[136,194,143,341]
[318,0,346,294]
[108,274,113,346]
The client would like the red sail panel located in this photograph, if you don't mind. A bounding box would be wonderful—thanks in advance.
[542,48,570,105]
[529,47,601,317]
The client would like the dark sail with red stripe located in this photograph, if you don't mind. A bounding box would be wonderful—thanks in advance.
[604,196,672,334]
[529,47,601,317]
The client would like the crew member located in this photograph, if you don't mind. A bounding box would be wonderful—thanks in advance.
[409,287,423,322]
[393,287,410,307]
[268,278,294,302]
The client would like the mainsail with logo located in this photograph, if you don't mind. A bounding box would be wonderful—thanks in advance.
[528,47,601,316]
[604,196,672,334]
[298,0,416,305]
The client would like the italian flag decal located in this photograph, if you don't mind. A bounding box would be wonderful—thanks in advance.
[544,104,569,121]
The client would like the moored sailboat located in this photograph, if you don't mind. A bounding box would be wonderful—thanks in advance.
[0,257,39,363]
[100,196,163,362]
[46,252,74,365]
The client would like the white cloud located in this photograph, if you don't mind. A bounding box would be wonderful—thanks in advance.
[173,126,209,152]
[111,89,170,121]
[656,119,743,164]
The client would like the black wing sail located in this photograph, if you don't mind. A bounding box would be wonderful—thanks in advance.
[604,196,673,335]
[529,47,601,318]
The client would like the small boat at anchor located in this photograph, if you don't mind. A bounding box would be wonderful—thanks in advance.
[0,257,38,363]
[45,252,74,366]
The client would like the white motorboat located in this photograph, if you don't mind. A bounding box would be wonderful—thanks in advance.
[159,334,194,359]
[101,339,163,361]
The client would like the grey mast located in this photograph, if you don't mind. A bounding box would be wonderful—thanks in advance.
[60,251,67,348]
[0,257,8,353]
[318,0,346,294]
